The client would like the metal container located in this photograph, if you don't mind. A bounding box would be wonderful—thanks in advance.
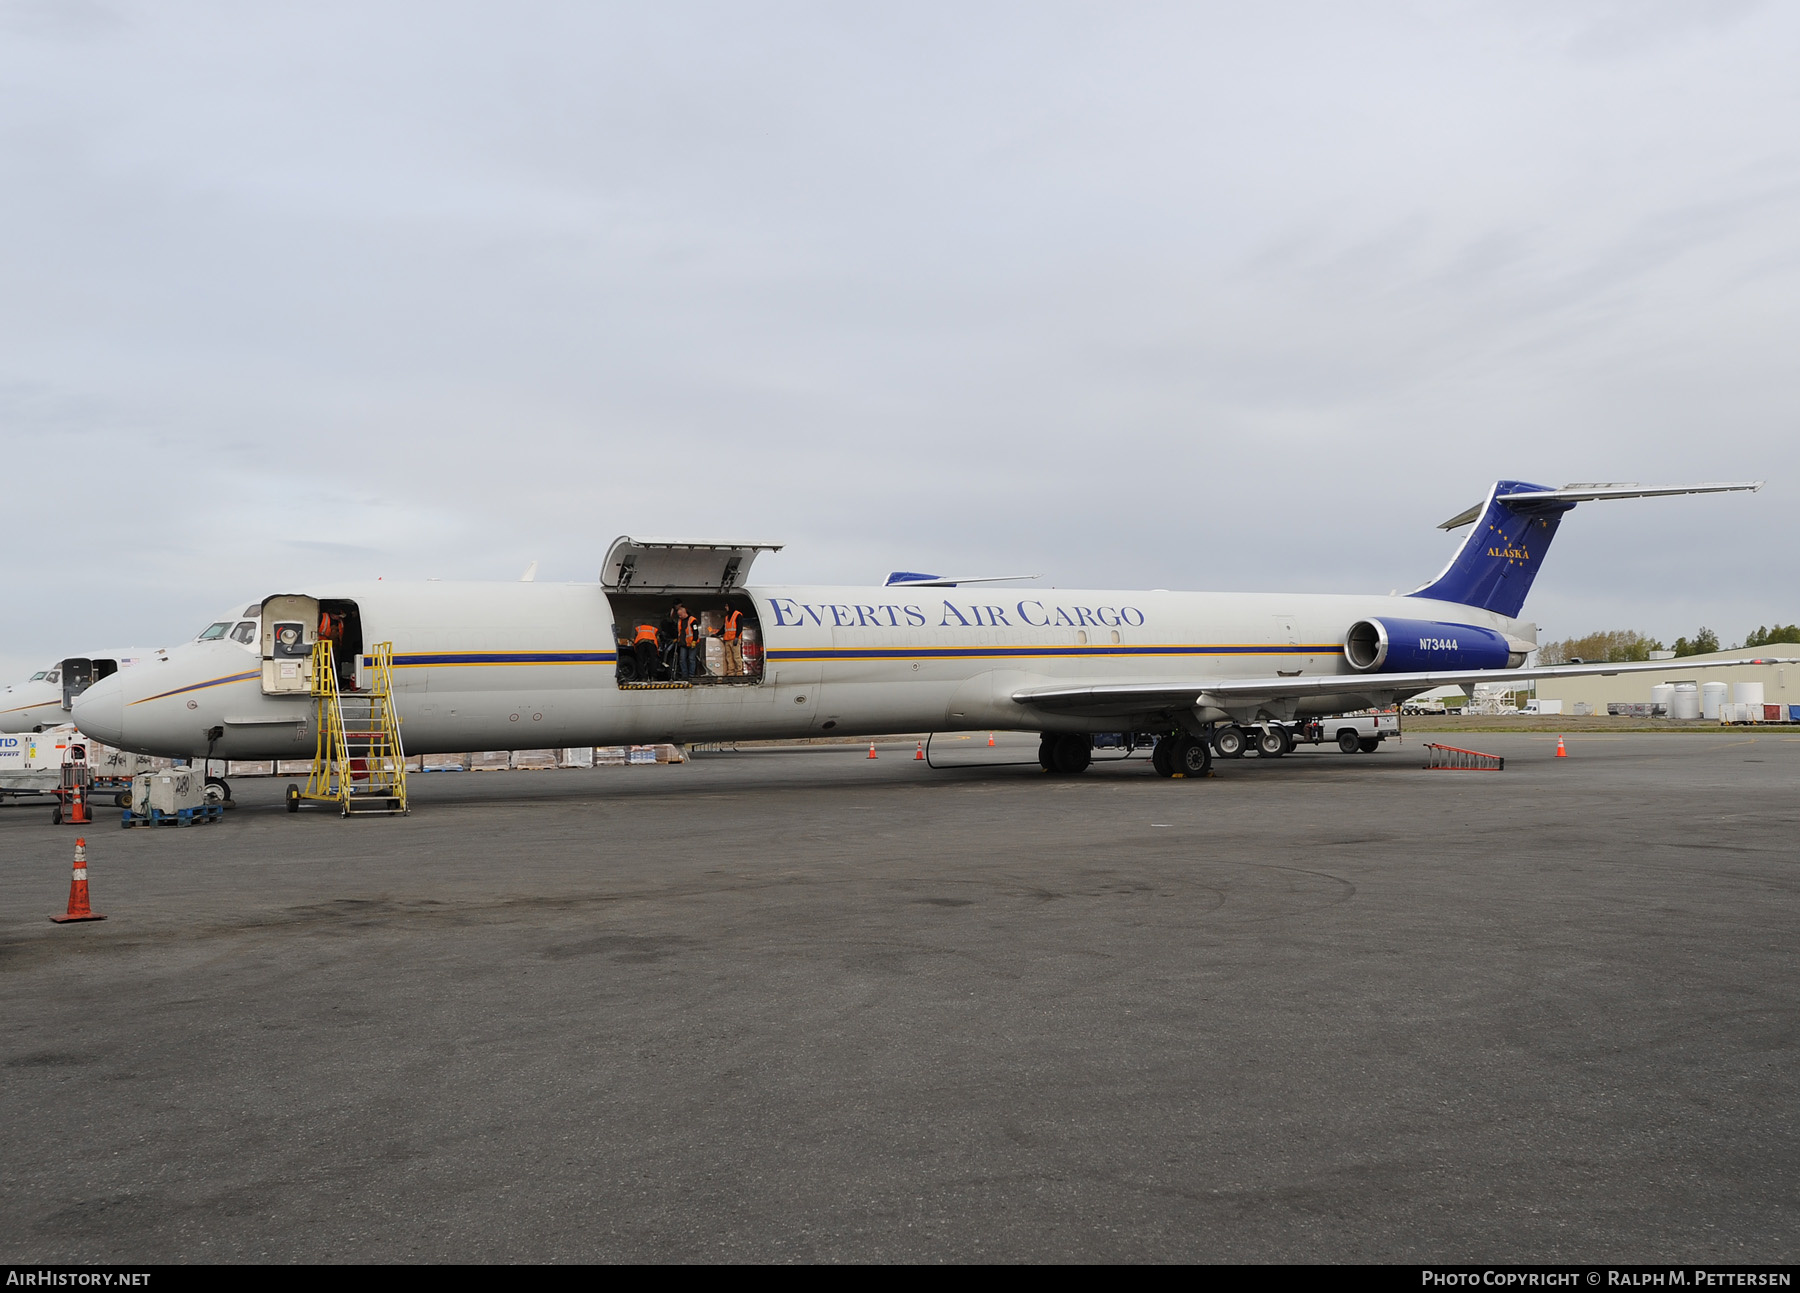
[1671,683,1700,720]
[1701,681,1728,720]
[1732,681,1765,707]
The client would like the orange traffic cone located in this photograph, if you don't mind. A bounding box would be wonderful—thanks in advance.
[987,733,996,747]
[915,742,924,761]
[867,743,878,759]
[55,762,91,826]
[50,838,104,924]
[1555,736,1568,758]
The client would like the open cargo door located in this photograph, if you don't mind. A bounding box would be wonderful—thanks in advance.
[601,537,783,595]
[59,658,94,711]
[260,594,320,694]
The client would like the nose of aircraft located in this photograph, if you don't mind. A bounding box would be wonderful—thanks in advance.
[72,673,125,746]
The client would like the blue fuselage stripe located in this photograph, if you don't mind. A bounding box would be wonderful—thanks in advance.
[131,670,262,705]
[389,652,618,667]
[766,644,1344,661]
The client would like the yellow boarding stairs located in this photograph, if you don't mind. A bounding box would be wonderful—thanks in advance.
[295,640,409,816]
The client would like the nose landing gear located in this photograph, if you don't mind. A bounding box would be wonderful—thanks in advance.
[1038,733,1093,774]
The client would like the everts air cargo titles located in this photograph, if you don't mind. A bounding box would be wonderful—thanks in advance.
[70,480,1792,785]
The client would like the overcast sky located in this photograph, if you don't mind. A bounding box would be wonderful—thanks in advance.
[3,1,1796,678]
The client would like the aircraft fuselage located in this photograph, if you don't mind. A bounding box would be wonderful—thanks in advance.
[71,580,1532,759]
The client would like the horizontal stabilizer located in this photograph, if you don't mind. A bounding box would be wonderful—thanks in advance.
[1438,481,1762,530]
[1415,478,1763,618]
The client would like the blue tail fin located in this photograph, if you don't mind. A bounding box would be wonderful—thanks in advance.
[1408,480,1575,618]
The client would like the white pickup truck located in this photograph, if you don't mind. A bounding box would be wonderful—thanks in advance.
[1211,712,1400,758]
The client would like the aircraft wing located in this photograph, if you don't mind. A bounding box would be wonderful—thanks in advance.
[1011,656,1800,717]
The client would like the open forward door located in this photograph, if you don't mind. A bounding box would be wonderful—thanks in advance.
[600,537,783,594]
[600,538,783,688]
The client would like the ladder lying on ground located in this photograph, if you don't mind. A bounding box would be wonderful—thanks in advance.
[301,640,409,815]
[1421,742,1505,772]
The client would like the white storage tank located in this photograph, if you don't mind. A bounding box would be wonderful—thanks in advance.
[1650,683,1675,715]
[1671,683,1701,720]
[1732,681,1765,707]
[1701,681,1729,720]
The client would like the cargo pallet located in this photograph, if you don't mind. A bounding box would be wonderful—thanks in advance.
[121,803,225,829]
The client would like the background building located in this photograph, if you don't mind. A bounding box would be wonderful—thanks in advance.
[1534,650,1796,716]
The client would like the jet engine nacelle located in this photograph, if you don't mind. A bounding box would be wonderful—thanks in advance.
[1344,617,1516,673]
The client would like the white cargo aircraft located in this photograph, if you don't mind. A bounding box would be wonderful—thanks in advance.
[1,647,161,734]
[72,480,1788,783]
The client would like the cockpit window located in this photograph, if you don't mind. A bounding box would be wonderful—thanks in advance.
[46,669,60,684]
[30,671,47,681]
[230,621,257,644]
[244,604,262,617]
[197,622,232,641]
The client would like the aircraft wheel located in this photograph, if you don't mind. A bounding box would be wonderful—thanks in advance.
[1037,735,1056,772]
[1212,725,1246,759]
[1151,738,1174,777]
[1337,729,1360,754]
[117,790,133,809]
[1170,734,1211,777]
[1257,728,1287,757]
[51,805,63,825]
[286,783,301,813]
[1358,738,1381,753]
[1280,727,1298,754]
[1052,734,1092,774]
[205,776,230,806]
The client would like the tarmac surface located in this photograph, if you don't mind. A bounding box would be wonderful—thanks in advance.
[2,731,1795,1263]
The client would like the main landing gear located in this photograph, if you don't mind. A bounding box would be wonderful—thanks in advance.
[1150,732,1211,779]
[1211,723,1294,759]
[1037,730,1213,779]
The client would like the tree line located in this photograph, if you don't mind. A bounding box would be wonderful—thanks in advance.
[1536,623,1800,664]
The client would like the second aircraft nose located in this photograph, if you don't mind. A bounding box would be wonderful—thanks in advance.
[71,674,125,748]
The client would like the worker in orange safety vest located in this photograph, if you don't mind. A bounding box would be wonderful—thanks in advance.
[721,607,745,677]
[633,621,660,681]
[673,602,698,679]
